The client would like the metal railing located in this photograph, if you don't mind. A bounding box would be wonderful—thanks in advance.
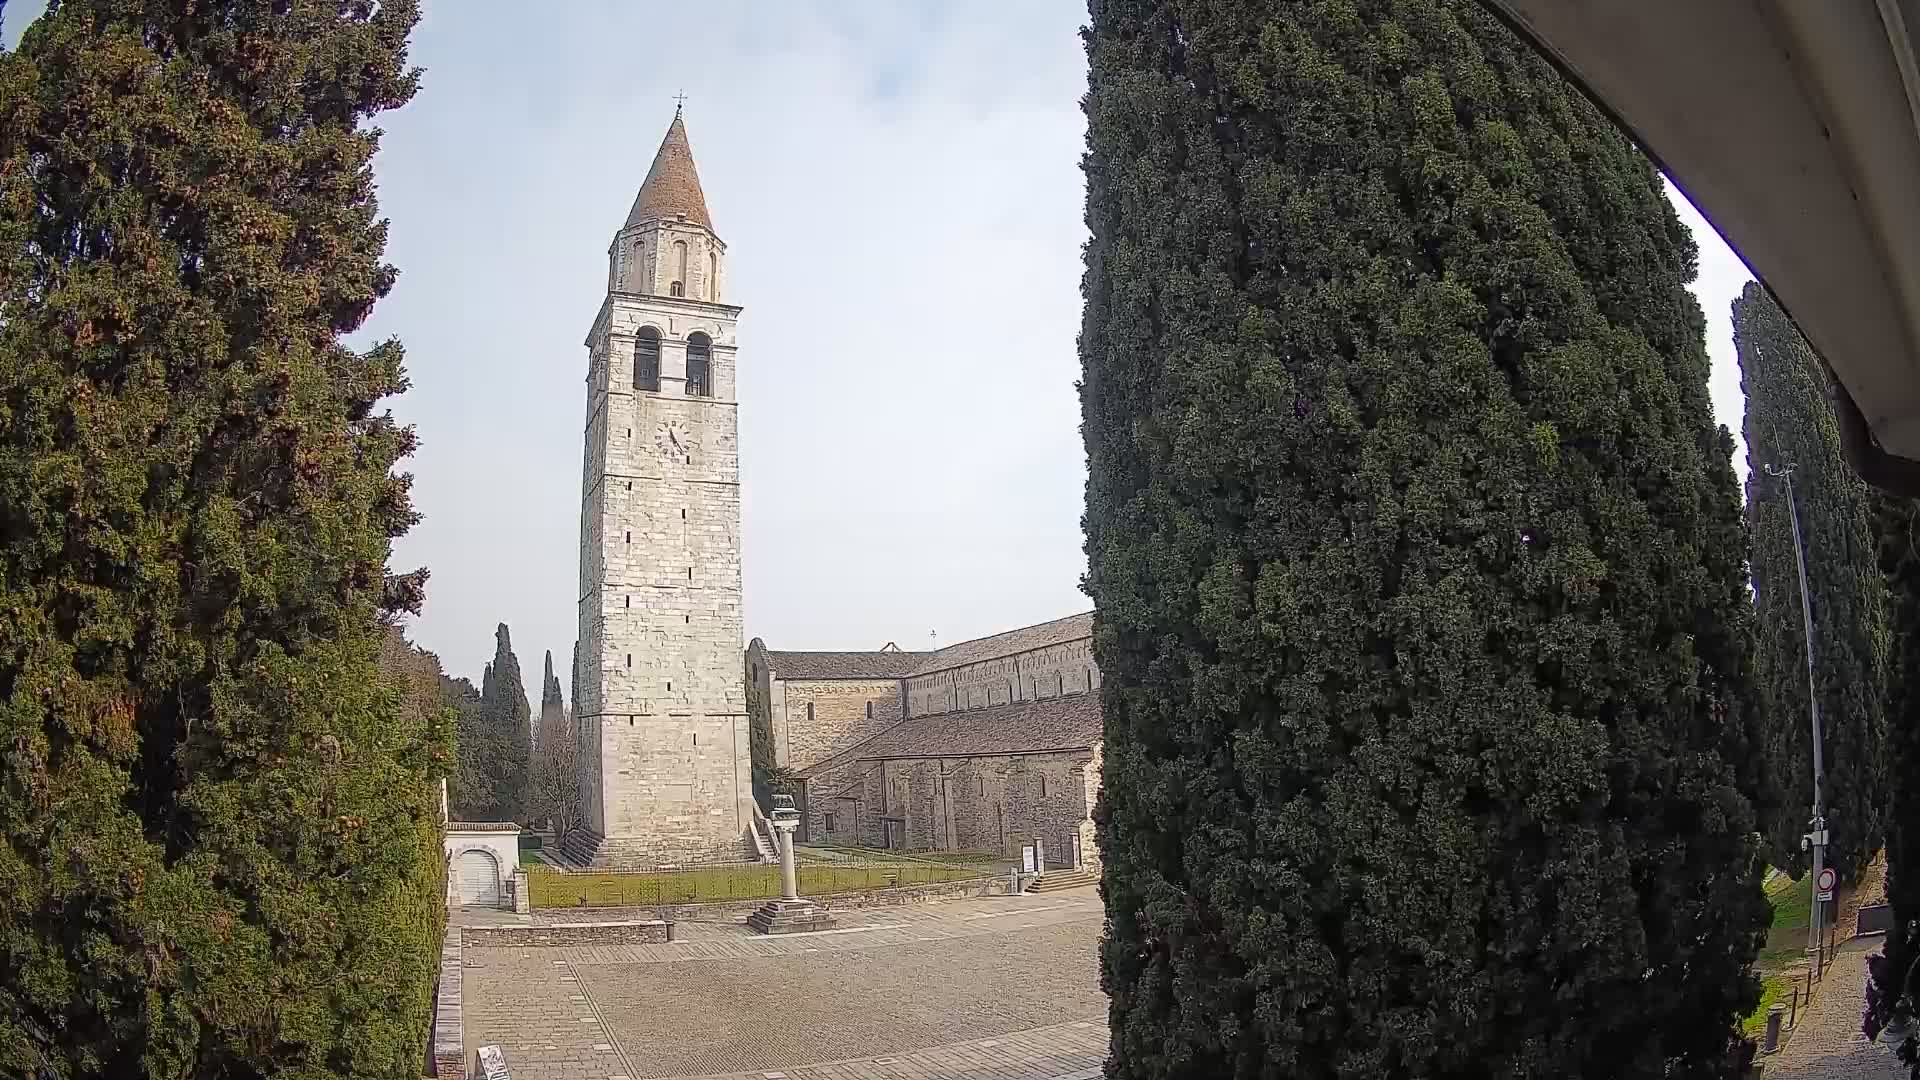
[525,854,987,909]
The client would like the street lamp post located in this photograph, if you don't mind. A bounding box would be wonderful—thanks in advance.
[1765,461,1830,979]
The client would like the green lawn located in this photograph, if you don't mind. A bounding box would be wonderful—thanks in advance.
[1742,973,1794,1035]
[1767,870,1812,931]
[527,861,985,909]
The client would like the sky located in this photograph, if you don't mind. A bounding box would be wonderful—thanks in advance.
[4,2,1758,694]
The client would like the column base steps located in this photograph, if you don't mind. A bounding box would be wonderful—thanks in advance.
[1026,868,1098,893]
[746,897,837,935]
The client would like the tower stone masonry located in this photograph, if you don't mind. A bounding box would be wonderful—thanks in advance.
[563,111,753,868]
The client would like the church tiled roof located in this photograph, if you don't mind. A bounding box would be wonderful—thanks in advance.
[625,113,714,232]
[765,650,929,680]
[851,693,1101,760]
[909,611,1094,677]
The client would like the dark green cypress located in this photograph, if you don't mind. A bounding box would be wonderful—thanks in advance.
[1867,494,1920,1067]
[0,1,442,1075]
[482,622,532,822]
[1736,282,1891,883]
[1079,1,1767,1075]
[443,670,494,820]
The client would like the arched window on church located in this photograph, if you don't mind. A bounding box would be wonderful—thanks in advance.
[634,326,661,392]
[686,332,712,397]
[671,240,688,297]
[707,251,718,300]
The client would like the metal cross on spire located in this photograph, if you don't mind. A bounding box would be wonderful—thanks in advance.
[673,90,689,116]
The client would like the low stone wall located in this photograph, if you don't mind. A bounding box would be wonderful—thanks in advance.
[462,919,671,947]
[431,927,464,1079]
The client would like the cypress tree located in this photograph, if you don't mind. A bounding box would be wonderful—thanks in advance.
[539,648,567,752]
[1080,1,1768,1075]
[442,671,494,820]
[0,2,442,1076]
[482,622,532,822]
[1867,494,1920,1066]
[1736,282,1891,883]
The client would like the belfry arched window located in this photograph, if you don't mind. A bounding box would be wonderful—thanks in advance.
[686,332,712,398]
[671,240,688,296]
[634,326,661,392]
[707,251,718,300]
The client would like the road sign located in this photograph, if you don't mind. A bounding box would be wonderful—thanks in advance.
[1816,866,1838,901]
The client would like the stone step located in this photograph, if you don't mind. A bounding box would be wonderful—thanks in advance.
[1027,869,1098,893]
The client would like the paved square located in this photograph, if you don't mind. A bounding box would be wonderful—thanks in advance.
[463,892,1108,1080]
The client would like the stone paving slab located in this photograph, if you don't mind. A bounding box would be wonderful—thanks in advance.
[463,893,1106,1080]
[669,1018,1108,1080]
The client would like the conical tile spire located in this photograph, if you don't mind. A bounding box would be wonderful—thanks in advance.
[625,112,713,233]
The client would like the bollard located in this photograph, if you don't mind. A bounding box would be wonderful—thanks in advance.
[1789,985,1800,1029]
[1763,1003,1786,1054]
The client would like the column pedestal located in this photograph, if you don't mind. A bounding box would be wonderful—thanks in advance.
[746,896,836,935]
[748,807,836,935]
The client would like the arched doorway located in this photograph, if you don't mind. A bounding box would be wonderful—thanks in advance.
[454,848,503,907]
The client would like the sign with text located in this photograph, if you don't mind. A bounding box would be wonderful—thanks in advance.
[1022,845,1037,874]
[1816,866,1838,902]
[475,1045,511,1080]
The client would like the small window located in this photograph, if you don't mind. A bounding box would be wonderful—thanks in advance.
[625,654,632,668]
[625,531,631,543]
[667,681,672,691]
[624,595,630,608]
[670,280,684,297]
[635,327,661,391]
[977,777,986,797]
[806,702,815,724]
[672,240,688,296]
[693,733,697,745]
[866,701,874,720]
[1039,775,1048,798]
[707,251,718,299]
[824,812,837,833]
[686,332,712,397]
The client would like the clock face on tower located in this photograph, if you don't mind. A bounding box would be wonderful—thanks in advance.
[653,420,692,458]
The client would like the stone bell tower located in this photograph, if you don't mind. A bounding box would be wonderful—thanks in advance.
[564,109,752,868]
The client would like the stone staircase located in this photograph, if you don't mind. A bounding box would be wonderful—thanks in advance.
[745,816,777,863]
[1026,867,1098,893]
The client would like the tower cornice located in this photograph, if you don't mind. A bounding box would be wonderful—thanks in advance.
[584,293,745,347]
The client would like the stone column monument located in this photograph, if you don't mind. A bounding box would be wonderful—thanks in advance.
[746,796,835,934]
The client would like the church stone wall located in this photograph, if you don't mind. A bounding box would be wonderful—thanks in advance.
[775,680,904,773]
[815,750,1095,867]
[904,637,1101,719]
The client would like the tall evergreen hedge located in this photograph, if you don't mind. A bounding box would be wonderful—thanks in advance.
[1868,494,1920,1069]
[1079,1,1769,1075]
[1736,282,1890,882]
[0,2,442,1075]
[481,622,532,821]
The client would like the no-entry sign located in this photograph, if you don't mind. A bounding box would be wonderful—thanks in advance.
[1816,866,1838,902]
